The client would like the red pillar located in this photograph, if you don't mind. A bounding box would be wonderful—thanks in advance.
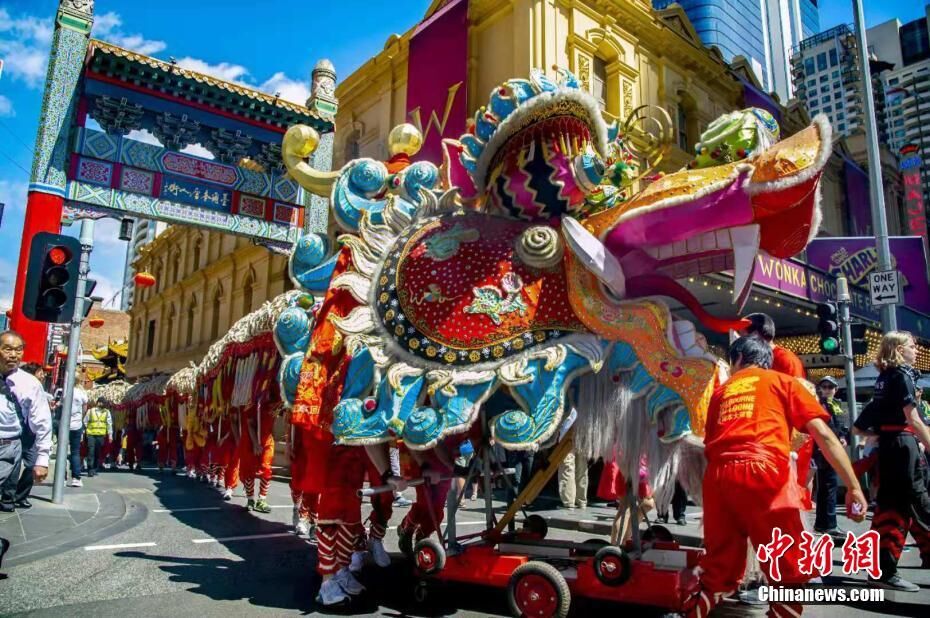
[10,191,64,364]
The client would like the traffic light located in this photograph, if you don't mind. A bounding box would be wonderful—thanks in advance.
[22,232,82,323]
[849,322,868,355]
[82,278,98,319]
[817,302,840,354]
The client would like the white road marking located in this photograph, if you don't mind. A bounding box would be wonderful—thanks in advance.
[85,542,156,551]
[152,507,221,513]
[191,532,294,544]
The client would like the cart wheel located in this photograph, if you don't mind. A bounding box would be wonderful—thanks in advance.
[521,514,549,539]
[413,538,446,575]
[594,545,632,587]
[413,580,430,604]
[507,561,571,618]
[642,524,675,543]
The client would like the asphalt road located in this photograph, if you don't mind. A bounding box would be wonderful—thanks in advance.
[0,469,927,617]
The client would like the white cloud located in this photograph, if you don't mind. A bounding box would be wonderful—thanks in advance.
[259,72,310,106]
[0,8,53,45]
[125,128,162,146]
[92,11,166,57]
[176,57,250,84]
[0,95,13,117]
[180,143,214,160]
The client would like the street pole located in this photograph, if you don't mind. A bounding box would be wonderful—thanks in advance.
[852,0,897,332]
[837,276,859,463]
[51,218,94,504]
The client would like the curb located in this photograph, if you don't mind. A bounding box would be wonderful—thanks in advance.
[4,489,147,567]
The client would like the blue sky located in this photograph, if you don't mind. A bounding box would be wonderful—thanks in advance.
[0,0,925,311]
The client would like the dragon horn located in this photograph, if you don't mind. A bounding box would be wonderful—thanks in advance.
[282,124,341,198]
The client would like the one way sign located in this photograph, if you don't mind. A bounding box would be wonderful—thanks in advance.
[869,270,900,307]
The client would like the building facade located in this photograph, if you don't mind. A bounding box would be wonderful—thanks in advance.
[335,0,744,174]
[125,226,293,378]
[790,25,866,139]
[654,0,818,101]
[870,11,930,210]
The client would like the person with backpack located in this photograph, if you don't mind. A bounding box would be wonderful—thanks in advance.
[0,331,52,569]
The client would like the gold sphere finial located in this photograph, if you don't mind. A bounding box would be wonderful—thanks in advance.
[387,123,424,156]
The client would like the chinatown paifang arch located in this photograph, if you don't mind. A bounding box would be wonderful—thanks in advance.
[11,0,337,364]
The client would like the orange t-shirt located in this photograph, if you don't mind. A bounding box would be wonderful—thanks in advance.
[772,345,805,378]
[704,366,828,463]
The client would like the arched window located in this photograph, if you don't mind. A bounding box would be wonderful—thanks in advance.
[171,251,181,284]
[192,235,203,273]
[165,304,176,352]
[154,259,164,292]
[210,285,223,340]
[677,91,699,152]
[242,268,256,317]
[186,294,197,347]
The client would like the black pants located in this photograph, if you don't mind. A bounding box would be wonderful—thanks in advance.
[814,460,838,531]
[86,435,105,475]
[659,482,688,519]
[874,432,930,577]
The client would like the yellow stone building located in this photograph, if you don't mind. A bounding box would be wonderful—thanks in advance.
[125,227,292,377]
[335,0,743,172]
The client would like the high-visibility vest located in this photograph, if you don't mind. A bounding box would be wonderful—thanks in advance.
[86,408,108,436]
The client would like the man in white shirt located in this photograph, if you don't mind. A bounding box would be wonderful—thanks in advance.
[69,378,88,487]
[0,331,52,568]
[12,363,52,508]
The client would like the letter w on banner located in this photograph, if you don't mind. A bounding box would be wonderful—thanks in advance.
[406,0,469,164]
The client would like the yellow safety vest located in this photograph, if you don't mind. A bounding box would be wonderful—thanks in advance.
[86,407,108,436]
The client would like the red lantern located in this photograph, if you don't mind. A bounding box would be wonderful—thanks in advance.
[88,318,105,328]
[134,272,156,287]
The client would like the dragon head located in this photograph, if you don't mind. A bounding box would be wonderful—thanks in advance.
[563,113,831,335]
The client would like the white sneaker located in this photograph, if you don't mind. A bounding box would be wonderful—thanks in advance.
[69,478,83,487]
[316,577,349,606]
[368,538,391,568]
[187,469,196,479]
[334,566,365,595]
[296,518,312,536]
[349,550,366,573]
[222,488,233,501]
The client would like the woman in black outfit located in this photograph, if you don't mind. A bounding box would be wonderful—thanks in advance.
[853,331,930,591]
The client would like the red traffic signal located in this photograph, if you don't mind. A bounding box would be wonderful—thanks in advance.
[22,233,82,323]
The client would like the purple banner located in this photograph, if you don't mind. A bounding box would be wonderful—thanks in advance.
[740,79,781,123]
[844,160,872,236]
[806,237,930,314]
[406,0,469,164]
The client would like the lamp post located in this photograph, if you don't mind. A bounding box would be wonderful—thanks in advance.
[852,0,897,331]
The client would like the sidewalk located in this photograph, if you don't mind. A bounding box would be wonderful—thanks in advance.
[0,461,138,569]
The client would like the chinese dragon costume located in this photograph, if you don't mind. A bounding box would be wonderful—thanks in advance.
[273,68,831,507]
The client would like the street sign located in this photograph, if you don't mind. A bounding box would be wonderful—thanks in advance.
[799,354,846,369]
[868,270,900,307]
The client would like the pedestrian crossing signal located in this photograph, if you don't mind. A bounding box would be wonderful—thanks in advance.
[816,302,840,354]
[22,233,82,323]
[849,322,868,355]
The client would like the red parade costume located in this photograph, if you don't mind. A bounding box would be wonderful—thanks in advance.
[687,366,829,618]
[239,405,275,500]
[290,248,392,577]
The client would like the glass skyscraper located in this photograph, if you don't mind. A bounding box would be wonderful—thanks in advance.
[654,0,821,101]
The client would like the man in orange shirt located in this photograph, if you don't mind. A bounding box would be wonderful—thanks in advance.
[685,336,867,618]
[740,313,805,378]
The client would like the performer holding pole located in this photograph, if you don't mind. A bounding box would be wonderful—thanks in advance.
[685,336,866,618]
[853,331,930,591]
